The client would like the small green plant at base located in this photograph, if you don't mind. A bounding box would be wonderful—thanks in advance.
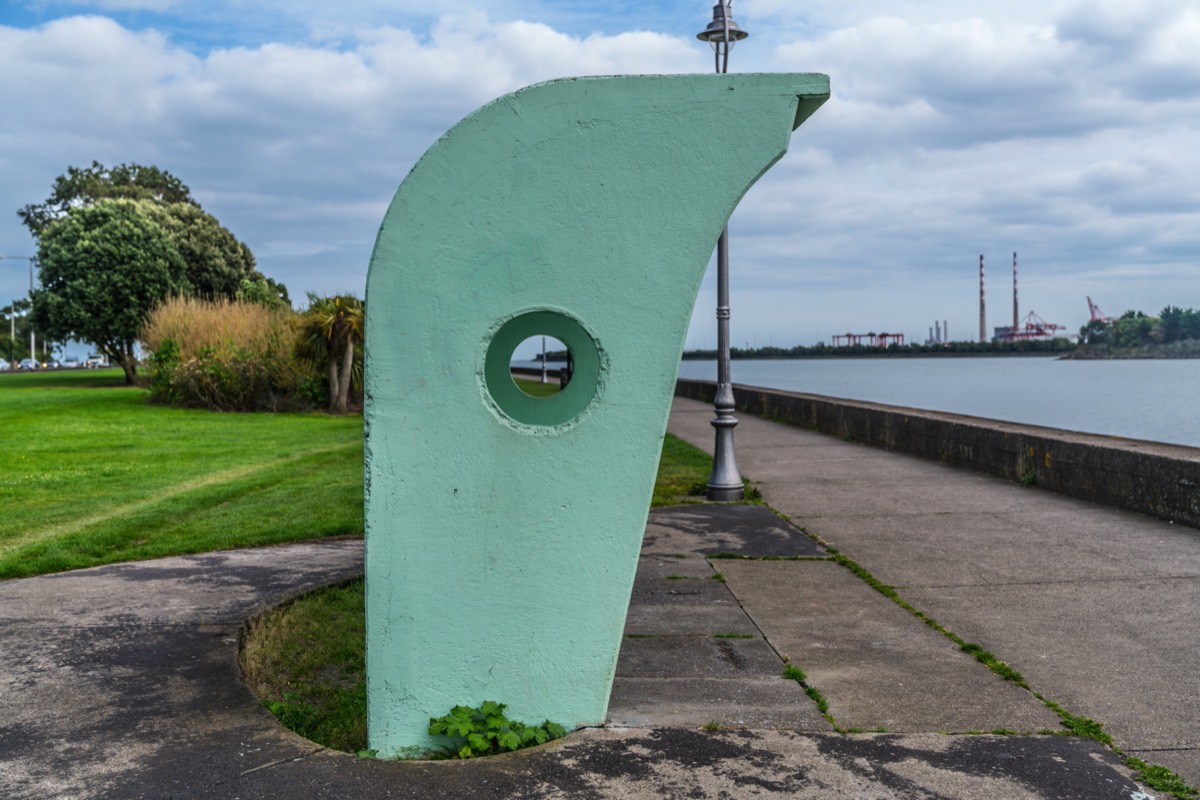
[701,721,723,732]
[665,575,691,580]
[428,701,566,759]
[711,572,726,583]
[1019,459,1037,487]
[713,632,753,639]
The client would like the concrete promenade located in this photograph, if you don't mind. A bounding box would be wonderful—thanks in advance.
[0,397,1194,797]
[667,396,1199,786]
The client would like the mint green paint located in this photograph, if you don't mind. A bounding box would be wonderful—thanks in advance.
[364,73,829,757]
[483,310,601,426]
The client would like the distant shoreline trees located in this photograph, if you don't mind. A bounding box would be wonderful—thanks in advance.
[1074,307,1200,358]
[681,337,1076,360]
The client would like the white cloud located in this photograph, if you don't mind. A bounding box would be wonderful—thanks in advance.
[1,4,1198,350]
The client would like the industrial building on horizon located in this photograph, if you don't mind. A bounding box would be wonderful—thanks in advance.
[979,252,1070,343]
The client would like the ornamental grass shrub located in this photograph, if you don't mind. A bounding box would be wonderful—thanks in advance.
[143,296,317,411]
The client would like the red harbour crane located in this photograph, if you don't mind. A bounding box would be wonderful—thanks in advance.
[1004,310,1066,341]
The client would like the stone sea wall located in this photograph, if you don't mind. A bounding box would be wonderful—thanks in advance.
[676,378,1200,529]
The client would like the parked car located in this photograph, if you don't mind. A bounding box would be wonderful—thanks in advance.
[18,358,39,370]
[61,356,81,369]
[0,360,10,371]
[44,359,61,369]
[85,355,108,368]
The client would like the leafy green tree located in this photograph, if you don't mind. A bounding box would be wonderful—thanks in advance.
[138,201,260,299]
[19,160,265,301]
[18,161,195,237]
[32,200,187,384]
[298,294,364,413]
[237,275,292,311]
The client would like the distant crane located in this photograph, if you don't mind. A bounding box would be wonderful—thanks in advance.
[832,332,905,347]
[1004,310,1066,341]
[1086,296,1110,324]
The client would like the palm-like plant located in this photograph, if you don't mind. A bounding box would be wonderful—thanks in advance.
[298,293,364,413]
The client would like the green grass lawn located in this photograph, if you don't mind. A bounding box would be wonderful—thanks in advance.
[1,369,711,579]
[0,369,363,578]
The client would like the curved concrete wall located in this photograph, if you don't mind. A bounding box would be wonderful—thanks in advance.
[676,378,1200,529]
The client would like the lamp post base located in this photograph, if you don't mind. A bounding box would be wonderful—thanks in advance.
[706,414,744,501]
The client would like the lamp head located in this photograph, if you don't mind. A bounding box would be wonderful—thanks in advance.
[696,2,748,45]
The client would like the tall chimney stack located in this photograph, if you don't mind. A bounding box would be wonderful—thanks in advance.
[935,320,941,343]
[1013,252,1019,332]
[979,255,986,342]
[944,320,948,343]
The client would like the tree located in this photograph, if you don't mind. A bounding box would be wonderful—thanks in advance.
[237,275,292,311]
[298,294,364,413]
[18,161,195,237]
[18,160,267,302]
[138,201,260,299]
[32,200,187,384]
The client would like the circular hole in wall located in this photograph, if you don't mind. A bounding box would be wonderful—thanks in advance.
[510,335,567,397]
[484,311,600,428]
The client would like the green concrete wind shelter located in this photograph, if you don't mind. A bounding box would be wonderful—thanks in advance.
[364,72,830,757]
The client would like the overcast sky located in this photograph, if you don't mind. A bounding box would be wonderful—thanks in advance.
[1,0,1197,349]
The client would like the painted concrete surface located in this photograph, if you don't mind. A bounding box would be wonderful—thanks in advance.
[668,395,1200,788]
[363,73,829,755]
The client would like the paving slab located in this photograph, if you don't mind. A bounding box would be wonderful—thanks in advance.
[615,633,783,678]
[716,559,1062,734]
[630,572,737,605]
[623,600,757,636]
[643,505,824,558]
[808,509,1200,587]
[904,579,1200,750]
[633,553,718,579]
[606,677,833,729]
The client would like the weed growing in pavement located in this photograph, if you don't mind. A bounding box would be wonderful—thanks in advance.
[710,572,726,583]
[1124,757,1199,800]
[713,632,754,639]
[782,664,830,717]
[428,701,566,759]
[782,664,807,682]
[701,721,723,732]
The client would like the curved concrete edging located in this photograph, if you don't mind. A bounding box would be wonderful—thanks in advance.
[676,377,1200,529]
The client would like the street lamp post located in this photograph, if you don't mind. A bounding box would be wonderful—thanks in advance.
[697,2,748,501]
[1,255,36,366]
